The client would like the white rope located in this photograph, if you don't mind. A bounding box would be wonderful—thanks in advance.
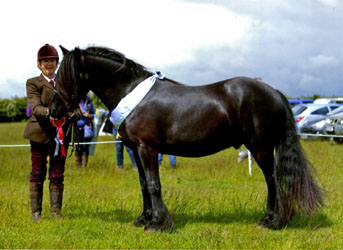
[297,133,343,138]
[238,133,343,176]
[248,150,252,176]
[0,144,31,148]
[1,133,342,148]
[0,140,121,148]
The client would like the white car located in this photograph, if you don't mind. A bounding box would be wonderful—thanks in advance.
[324,106,343,143]
[313,98,343,104]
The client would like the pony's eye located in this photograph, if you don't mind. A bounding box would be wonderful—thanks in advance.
[80,73,83,78]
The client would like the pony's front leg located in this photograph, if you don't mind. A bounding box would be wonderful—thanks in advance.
[132,150,153,227]
[137,146,174,232]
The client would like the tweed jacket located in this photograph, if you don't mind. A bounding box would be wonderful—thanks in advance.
[24,74,55,144]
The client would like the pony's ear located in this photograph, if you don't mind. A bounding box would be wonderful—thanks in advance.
[74,47,82,59]
[59,45,69,55]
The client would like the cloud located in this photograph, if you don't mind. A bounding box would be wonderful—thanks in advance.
[0,0,254,98]
[0,0,342,98]
[299,74,321,89]
[0,79,26,99]
[307,54,340,68]
[105,1,255,68]
[319,0,342,7]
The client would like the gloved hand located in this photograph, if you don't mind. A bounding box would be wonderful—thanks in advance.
[68,108,82,123]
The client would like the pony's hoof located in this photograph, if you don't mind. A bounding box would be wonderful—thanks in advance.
[144,212,175,233]
[144,221,161,233]
[257,222,269,229]
[134,215,146,227]
[163,211,174,230]
[258,211,285,230]
[144,225,159,233]
[258,217,284,230]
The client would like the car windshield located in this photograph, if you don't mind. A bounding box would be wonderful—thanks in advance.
[292,105,307,115]
[327,105,343,116]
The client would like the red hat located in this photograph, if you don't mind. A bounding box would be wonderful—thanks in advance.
[37,44,59,61]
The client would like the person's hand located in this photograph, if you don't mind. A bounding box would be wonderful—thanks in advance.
[68,109,82,122]
[79,104,84,113]
[83,111,91,118]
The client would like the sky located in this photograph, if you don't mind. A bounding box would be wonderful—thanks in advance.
[0,0,342,99]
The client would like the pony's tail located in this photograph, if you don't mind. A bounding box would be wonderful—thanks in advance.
[274,91,324,225]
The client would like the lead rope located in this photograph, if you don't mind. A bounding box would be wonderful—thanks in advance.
[68,123,75,158]
[50,117,67,157]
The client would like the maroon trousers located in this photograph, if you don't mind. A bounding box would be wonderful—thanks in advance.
[30,141,67,184]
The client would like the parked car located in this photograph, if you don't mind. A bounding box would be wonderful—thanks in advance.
[324,111,343,144]
[288,99,313,108]
[314,98,343,104]
[292,103,342,136]
[298,106,343,137]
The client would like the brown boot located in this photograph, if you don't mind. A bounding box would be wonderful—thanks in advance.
[29,182,43,222]
[49,182,64,218]
[81,154,88,167]
[75,155,81,167]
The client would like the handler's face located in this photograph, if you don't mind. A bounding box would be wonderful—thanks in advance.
[39,59,57,78]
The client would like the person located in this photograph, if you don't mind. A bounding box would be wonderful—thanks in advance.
[75,95,95,167]
[26,104,32,117]
[24,44,81,222]
[238,149,250,163]
[88,108,106,156]
[112,126,137,170]
[158,154,177,169]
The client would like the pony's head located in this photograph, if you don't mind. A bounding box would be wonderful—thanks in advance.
[49,45,150,119]
[49,46,91,119]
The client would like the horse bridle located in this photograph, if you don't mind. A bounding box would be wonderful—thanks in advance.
[111,57,127,76]
[51,88,79,117]
[49,53,127,156]
[50,88,79,157]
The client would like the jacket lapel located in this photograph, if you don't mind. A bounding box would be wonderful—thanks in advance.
[39,74,54,90]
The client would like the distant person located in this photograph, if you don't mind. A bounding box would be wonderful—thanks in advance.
[158,154,176,169]
[24,44,81,222]
[88,108,107,156]
[75,95,95,167]
[112,126,137,170]
[238,149,249,163]
[26,104,32,117]
[254,77,262,82]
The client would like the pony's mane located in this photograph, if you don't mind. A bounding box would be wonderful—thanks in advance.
[85,46,148,75]
[56,49,78,104]
[56,46,150,103]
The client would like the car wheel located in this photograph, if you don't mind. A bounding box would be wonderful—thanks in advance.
[334,138,343,144]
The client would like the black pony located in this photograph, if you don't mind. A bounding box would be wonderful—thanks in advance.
[49,46,323,231]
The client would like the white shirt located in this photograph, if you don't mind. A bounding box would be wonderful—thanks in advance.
[42,73,56,87]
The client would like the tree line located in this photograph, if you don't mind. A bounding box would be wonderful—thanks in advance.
[0,94,326,123]
[0,94,106,122]
[0,97,27,122]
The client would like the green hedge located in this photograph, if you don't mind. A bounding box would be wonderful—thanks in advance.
[0,93,324,122]
[0,93,106,122]
[0,97,27,122]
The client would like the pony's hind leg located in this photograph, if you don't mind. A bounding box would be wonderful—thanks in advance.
[253,149,284,229]
[132,150,153,227]
[137,145,174,232]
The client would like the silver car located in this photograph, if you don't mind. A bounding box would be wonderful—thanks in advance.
[324,111,343,144]
[292,103,342,136]
[298,105,343,136]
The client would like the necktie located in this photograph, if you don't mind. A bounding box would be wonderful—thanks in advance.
[50,80,54,88]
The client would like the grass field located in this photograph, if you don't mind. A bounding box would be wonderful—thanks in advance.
[0,122,342,249]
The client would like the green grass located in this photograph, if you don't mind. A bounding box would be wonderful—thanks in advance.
[0,122,342,249]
